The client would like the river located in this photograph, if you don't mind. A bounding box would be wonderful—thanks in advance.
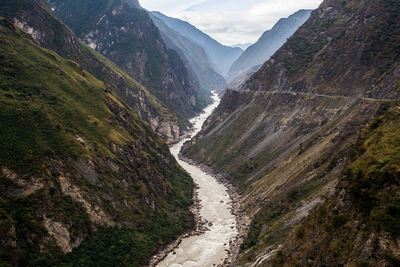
[157,92,238,267]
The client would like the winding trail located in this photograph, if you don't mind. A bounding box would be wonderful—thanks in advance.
[157,92,239,267]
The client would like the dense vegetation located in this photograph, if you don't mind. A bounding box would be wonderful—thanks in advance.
[0,20,114,171]
[0,18,194,266]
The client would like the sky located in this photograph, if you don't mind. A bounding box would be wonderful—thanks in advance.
[139,0,323,46]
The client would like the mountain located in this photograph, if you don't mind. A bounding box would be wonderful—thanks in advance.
[227,9,312,82]
[231,43,252,50]
[183,0,400,265]
[149,12,226,93]
[47,0,208,120]
[151,11,243,76]
[0,14,193,266]
[1,0,194,144]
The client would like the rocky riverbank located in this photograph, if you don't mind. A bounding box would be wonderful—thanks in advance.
[148,183,208,266]
[179,155,250,267]
[148,154,249,267]
[149,92,248,266]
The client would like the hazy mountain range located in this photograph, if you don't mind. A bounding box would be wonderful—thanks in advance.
[149,12,227,93]
[227,9,312,82]
[151,11,243,76]
[231,43,252,50]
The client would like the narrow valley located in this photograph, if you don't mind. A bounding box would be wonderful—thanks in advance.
[1,0,399,266]
[157,93,240,266]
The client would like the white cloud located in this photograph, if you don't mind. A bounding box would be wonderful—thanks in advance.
[139,0,322,45]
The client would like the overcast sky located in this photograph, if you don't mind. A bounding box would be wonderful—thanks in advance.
[139,0,323,46]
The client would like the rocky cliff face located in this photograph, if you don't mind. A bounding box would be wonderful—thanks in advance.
[227,9,312,83]
[0,17,194,266]
[48,0,205,119]
[0,0,188,144]
[183,0,400,265]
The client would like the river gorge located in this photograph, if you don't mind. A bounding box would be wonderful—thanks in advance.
[157,93,240,267]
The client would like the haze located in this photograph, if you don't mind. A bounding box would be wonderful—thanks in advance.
[139,0,323,45]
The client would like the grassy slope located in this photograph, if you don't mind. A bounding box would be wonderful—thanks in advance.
[272,107,400,266]
[0,18,193,266]
[0,0,190,139]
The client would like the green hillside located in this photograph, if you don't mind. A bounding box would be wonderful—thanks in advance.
[0,18,193,266]
[0,0,190,144]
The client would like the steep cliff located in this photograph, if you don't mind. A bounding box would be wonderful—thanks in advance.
[227,9,312,83]
[0,0,190,144]
[150,12,226,93]
[48,0,206,119]
[0,18,194,266]
[183,0,400,264]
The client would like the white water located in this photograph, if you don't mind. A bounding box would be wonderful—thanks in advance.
[158,92,238,267]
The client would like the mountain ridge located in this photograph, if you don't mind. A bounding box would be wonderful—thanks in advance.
[149,12,226,93]
[227,9,312,83]
[183,0,400,264]
[1,0,191,144]
[0,16,194,266]
[151,11,243,76]
[48,0,208,120]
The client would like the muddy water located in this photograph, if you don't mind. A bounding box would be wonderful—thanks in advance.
[157,92,238,267]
